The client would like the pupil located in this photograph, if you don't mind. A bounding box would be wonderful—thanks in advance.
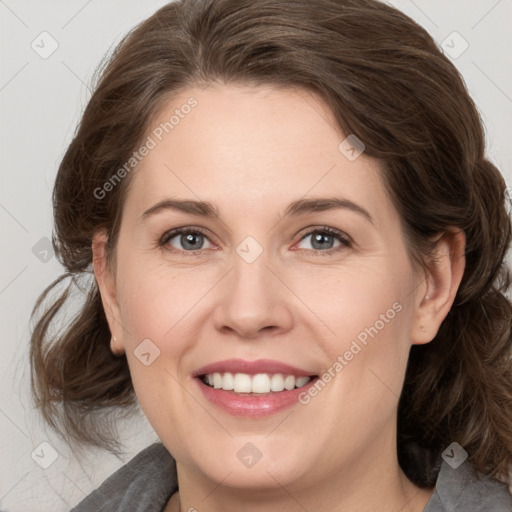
[312,232,333,250]
[182,233,202,250]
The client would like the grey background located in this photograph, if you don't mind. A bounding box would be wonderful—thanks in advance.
[1,0,511,510]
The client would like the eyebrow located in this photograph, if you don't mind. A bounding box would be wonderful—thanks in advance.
[283,197,373,223]
[141,197,373,224]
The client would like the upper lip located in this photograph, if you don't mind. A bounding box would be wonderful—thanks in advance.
[193,359,316,378]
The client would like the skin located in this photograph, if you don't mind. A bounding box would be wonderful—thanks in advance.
[93,82,465,512]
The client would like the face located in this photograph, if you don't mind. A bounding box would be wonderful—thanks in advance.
[98,83,430,492]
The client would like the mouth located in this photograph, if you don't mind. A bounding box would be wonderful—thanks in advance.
[193,359,319,416]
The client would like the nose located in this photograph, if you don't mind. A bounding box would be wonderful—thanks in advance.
[212,245,294,340]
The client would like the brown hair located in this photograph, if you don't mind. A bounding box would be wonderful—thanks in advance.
[30,0,512,489]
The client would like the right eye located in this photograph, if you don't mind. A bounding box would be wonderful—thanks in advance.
[160,227,215,254]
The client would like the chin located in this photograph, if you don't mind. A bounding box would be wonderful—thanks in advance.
[187,435,311,490]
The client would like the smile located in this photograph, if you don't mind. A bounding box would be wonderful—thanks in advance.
[193,359,319,416]
[201,372,312,393]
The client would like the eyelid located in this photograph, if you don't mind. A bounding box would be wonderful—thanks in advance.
[159,225,352,255]
[159,225,216,252]
[293,225,352,254]
[296,225,352,244]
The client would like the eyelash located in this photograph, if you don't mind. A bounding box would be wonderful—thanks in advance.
[158,225,352,257]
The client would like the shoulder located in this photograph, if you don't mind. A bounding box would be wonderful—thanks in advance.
[425,459,512,511]
[70,443,178,512]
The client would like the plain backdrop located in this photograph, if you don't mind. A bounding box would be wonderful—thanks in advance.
[1,0,512,510]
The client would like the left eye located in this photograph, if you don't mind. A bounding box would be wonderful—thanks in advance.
[296,229,348,252]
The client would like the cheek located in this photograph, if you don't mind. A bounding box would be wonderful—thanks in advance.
[114,259,201,436]
[299,256,416,408]
[300,257,414,353]
[115,257,203,350]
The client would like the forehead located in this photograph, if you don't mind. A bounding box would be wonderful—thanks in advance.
[123,83,394,226]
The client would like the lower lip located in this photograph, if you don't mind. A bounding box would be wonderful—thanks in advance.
[195,377,318,416]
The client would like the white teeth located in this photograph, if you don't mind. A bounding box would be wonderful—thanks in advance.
[222,372,234,390]
[213,372,222,389]
[284,375,295,390]
[295,376,310,388]
[270,374,285,392]
[252,374,271,393]
[202,372,312,393]
[233,373,252,393]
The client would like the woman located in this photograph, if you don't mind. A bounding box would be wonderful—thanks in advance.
[30,0,512,510]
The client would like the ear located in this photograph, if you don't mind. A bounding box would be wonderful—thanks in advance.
[92,230,125,355]
[411,230,466,345]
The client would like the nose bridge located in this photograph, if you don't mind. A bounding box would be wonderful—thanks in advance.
[232,238,271,299]
[230,237,276,311]
[213,234,293,337]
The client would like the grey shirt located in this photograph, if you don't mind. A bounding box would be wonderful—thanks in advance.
[71,443,512,511]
